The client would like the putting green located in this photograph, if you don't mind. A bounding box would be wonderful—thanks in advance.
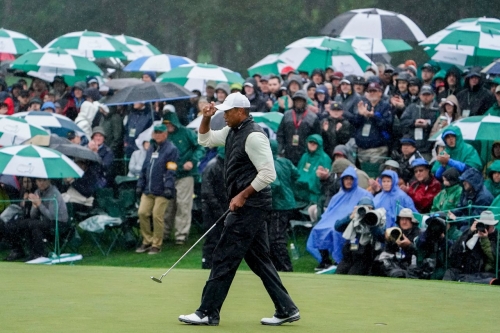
[1,263,499,332]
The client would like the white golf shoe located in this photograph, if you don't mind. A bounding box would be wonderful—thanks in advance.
[178,312,218,326]
[261,312,300,326]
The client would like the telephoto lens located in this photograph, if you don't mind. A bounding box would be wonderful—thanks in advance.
[390,228,402,242]
[357,206,367,219]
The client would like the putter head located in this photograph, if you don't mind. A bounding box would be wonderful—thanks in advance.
[151,276,162,283]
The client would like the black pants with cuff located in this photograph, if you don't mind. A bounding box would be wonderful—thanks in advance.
[196,205,298,323]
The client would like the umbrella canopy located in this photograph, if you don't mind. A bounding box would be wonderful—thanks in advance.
[11,111,85,137]
[101,82,195,106]
[44,30,131,59]
[247,53,289,76]
[102,78,143,90]
[251,112,283,132]
[421,25,500,66]
[278,37,374,75]
[481,60,500,75]
[113,34,161,61]
[320,8,426,42]
[0,116,49,146]
[445,17,500,31]
[22,134,101,163]
[0,145,83,178]
[430,115,500,141]
[0,174,19,191]
[123,54,195,72]
[10,48,103,81]
[339,36,412,54]
[156,63,244,91]
[0,28,41,55]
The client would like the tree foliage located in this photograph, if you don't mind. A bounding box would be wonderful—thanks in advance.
[1,0,499,74]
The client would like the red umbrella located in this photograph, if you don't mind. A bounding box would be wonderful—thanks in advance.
[0,53,15,61]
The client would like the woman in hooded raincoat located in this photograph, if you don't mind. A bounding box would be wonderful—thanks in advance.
[374,170,417,228]
[294,134,331,204]
[306,166,372,264]
[485,160,500,198]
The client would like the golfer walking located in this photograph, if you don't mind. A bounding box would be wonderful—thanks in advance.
[179,92,300,326]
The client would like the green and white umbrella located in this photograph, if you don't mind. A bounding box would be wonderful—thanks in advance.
[156,63,244,91]
[420,25,500,66]
[251,112,283,132]
[114,34,161,61]
[0,28,41,54]
[44,30,132,59]
[339,36,412,54]
[0,116,49,146]
[0,145,83,178]
[445,17,500,31]
[278,37,374,75]
[10,48,103,82]
[430,115,500,141]
[247,54,289,76]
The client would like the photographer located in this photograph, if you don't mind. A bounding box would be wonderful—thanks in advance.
[334,197,385,275]
[414,214,452,280]
[444,210,499,284]
[372,209,421,277]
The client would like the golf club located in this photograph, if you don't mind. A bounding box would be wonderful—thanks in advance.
[151,209,230,283]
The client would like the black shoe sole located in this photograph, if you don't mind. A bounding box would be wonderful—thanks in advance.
[178,318,219,326]
[261,315,300,326]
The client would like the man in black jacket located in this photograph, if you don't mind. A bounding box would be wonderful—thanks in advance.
[456,72,496,117]
[179,92,299,326]
[200,147,228,269]
[276,90,320,165]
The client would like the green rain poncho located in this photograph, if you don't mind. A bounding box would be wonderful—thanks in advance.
[270,140,299,210]
[294,134,332,204]
[485,160,500,198]
[431,125,483,175]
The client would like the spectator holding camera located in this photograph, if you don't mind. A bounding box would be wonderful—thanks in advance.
[444,210,499,284]
[334,197,385,275]
[415,214,452,280]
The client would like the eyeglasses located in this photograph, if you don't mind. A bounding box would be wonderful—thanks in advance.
[153,130,164,134]
[414,168,427,174]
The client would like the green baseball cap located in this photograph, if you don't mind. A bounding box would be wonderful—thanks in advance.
[154,124,167,132]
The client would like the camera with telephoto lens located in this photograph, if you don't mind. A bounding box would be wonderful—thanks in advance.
[476,222,487,233]
[360,208,385,227]
[356,206,370,220]
[426,216,446,240]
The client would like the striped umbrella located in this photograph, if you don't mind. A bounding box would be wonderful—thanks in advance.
[445,17,500,31]
[278,37,374,75]
[247,54,289,76]
[339,36,412,54]
[12,111,85,137]
[10,48,103,78]
[0,117,49,146]
[421,25,500,66]
[44,30,131,59]
[0,145,83,178]
[430,115,500,141]
[156,63,244,91]
[114,34,162,61]
[0,28,41,54]
[320,8,426,42]
[123,54,195,72]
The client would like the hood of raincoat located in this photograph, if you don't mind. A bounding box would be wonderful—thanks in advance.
[440,94,462,118]
[441,125,483,170]
[287,75,303,91]
[374,170,417,228]
[459,167,484,193]
[162,111,183,130]
[442,167,460,187]
[487,160,500,179]
[340,165,358,191]
[444,66,463,91]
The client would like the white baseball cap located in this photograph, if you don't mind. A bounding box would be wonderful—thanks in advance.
[215,92,250,111]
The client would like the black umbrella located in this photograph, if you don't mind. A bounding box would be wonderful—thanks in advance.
[22,134,102,163]
[53,144,102,164]
[101,82,195,106]
[103,78,142,90]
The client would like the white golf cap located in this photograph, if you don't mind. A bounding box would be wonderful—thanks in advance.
[215,92,250,111]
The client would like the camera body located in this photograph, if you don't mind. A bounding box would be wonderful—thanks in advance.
[476,222,487,233]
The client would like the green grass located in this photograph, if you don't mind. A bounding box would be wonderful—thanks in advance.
[2,263,500,333]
